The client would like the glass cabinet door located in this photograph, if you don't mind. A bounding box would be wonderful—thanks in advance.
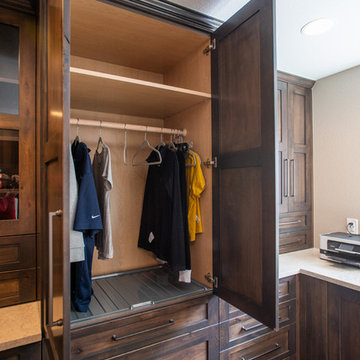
[0,9,35,236]
[0,23,19,115]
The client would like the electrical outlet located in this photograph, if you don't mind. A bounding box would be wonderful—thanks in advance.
[346,218,358,235]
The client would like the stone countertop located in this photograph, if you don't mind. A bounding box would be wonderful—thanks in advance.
[279,248,360,291]
[0,301,41,352]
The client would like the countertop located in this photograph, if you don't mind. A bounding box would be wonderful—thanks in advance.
[279,248,360,291]
[0,301,41,352]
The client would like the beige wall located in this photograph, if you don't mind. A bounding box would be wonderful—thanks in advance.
[313,65,360,247]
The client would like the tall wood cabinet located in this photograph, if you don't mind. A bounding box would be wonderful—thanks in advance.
[0,8,36,308]
[277,72,314,253]
[37,0,279,358]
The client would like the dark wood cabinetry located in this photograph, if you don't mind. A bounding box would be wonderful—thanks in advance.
[0,7,36,308]
[277,72,314,253]
[219,276,297,359]
[0,342,41,360]
[299,274,360,360]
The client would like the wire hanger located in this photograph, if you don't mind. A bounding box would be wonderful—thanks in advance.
[132,127,162,167]
[73,118,80,145]
[96,120,104,153]
[168,129,177,151]
[123,124,128,165]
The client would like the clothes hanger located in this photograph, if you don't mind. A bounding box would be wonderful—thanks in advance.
[159,128,166,146]
[185,150,196,167]
[123,124,128,165]
[96,120,104,153]
[132,127,162,167]
[73,118,80,145]
[168,129,177,151]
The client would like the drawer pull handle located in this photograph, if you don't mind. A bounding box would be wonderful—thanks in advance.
[241,343,280,360]
[240,322,261,332]
[279,219,302,226]
[112,319,175,342]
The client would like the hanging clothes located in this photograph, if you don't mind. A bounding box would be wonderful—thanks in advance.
[138,145,189,274]
[71,141,103,312]
[93,143,113,260]
[69,144,85,263]
[185,150,205,241]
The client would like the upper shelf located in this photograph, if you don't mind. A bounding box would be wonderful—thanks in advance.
[70,67,211,118]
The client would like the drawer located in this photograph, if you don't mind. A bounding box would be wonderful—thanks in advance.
[71,295,217,359]
[279,230,312,254]
[279,213,308,231]
[220,324,296,360]
[84,325,218,360]
[0,269,36,307]
[279,276,296,303]
[0,342,41,360]
[220,299,296,350]
[0,235,36,272]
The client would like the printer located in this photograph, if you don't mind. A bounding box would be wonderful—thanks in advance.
[320,232,360,268]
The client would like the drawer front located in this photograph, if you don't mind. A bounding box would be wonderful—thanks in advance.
[86,325,218,360]
[0,269,36,307]
[279,213,309,232]
[279,300,296,328]
[71,295,217,359]
[0,342,41,360]
[279,276,296,302]
[220,325,296,360]
[0,235,36,272]
[279,230,312,254]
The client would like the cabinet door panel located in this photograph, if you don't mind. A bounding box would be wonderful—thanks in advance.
[212,0,278,329]
[288,84,312,212]
[277,80,289,214]
[39,0,70,358]
[0,8,35,236]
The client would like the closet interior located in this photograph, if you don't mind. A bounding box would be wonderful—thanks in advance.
[70,0,214,324]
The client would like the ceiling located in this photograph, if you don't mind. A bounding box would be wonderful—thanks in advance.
[170,0,360,80]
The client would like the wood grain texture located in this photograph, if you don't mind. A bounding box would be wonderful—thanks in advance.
[299,275,328,360]
[0,8,36,237]
[71,0,209,74]
[327,283,360,360]
[0,235,35,271]
[212,0,278,329]
[70,67,210,118]
[0,342,41,360]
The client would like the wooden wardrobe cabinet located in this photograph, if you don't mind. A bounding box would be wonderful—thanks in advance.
[0,7,36,308]
[277,72,314,254]
[39,0,279,358]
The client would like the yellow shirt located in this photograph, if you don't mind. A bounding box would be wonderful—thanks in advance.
[185,150,205,241]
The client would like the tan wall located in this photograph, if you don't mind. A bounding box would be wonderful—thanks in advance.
[313,65,360,247]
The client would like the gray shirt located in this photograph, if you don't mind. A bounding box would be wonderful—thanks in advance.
[93,143,113,259]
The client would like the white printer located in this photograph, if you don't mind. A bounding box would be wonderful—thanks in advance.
[320,232,360,268]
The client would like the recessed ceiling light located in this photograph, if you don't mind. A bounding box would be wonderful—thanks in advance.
[301,18,334,36]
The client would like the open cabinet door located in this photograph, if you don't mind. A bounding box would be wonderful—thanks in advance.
[212,0,278,329]
[39,0,70,358]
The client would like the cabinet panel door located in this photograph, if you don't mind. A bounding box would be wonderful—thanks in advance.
[39,0,70,358]
[288,84,312,212]
[328,283,360,360]
[277,80,289,214]
[212,0,278,329]
[0,8,36,236]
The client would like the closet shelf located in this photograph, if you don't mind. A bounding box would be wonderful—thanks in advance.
[70,67,211,118]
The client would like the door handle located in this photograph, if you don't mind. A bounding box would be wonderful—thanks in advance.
[283,159,289,197]
[241,343,280,360]
[290,159,295,197]
[48,210,63,327]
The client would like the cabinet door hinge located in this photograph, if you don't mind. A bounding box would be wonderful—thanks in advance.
[204,157,217,168]
[203,39,216,55]
[205,273,218,288]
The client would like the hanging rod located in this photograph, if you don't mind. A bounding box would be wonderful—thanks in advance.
[69,118,187,137]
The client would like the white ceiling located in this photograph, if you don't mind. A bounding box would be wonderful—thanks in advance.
[171,0,360,80]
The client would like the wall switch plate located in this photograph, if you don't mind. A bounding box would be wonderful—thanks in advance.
[346,218,358,235]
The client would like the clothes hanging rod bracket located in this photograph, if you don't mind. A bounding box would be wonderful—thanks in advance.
[70,118,187,137]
